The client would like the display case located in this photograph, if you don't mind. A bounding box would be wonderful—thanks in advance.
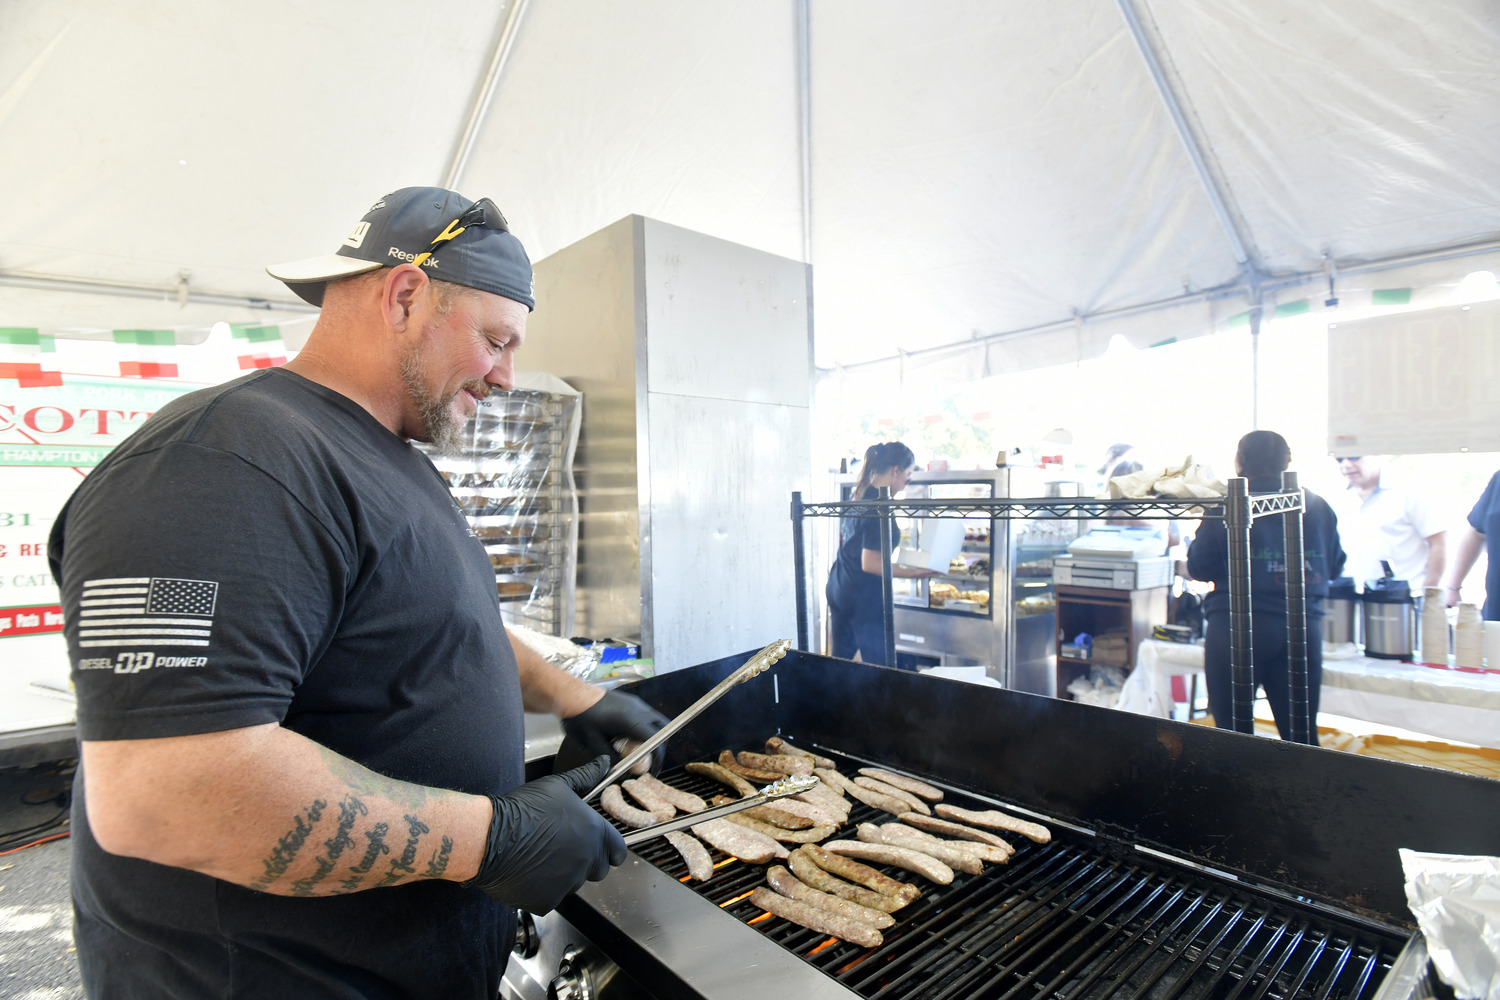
[419,373,582,636]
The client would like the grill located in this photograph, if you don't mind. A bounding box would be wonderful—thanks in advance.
[620,756,1405,1000]
[506,650,1498,1000]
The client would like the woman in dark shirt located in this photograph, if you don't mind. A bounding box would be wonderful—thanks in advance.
[826,441,935,664]
[1187,431,1345,743]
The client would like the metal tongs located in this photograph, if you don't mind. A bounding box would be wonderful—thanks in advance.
[584,638,792,802]
[622,772,820,846]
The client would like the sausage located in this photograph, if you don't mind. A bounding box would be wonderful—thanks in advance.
[737,750,813,776]
[881,822,1010,862]
[853,776,931,816]
[788,847,912,912]
[685,761,758,797]
[600,784,659,829]
[856,823,982,874]
[857,768,944,801]
[635,772,707,813]
[747,888,883,949]
[897,812,1014,851]
[765,798,845,829]
[798,843,921,901]
[934,804,1051,844]
[764,865,894,928]
[664,831,714,881]
[813,767,858,796]
[723,813,836,843]
[621,778,675,822]
[718,750,785,783]
[796,784,851,817]
[691,818,789,863]
[841,779,912,818]
[822,840,955,885]
[767,737,836,770]
[708,794,815,830]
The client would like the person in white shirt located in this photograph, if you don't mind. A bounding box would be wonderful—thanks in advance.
[1333,455,1445,593]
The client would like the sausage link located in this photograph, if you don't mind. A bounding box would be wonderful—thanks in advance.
[897,812,1014,851]
[685,761,757,797]
[765,865,894,928]
[621,778,675,822]
[691,818,788,863]
[748,888,883,948]
[934,803,1051,844]
[601,784,658,829]
[856,823,982,874]
[724,813,836,843]
[635,772,707,813]
[718,750,785,783]
[708,794,815,830]
[881,823,1010,862]
[737,750,813,775]
[857,767,944,801]
[788,848,912,912]
[767,737,837,770]
[821,840,956,885]
[841,779,912,818]
[853,776,931,815]
[665,831,714,881]
[799,843,922,900]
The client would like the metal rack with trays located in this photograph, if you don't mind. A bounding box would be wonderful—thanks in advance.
[792,475,1315,740]
[421,385,581,636]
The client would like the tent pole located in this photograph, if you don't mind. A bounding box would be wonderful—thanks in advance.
[442,0,530,191]
[1116,0,1251,268]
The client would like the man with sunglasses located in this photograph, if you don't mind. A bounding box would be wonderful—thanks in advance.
[49,187,668,998]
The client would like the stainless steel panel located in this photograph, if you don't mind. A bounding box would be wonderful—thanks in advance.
[647,394,809,670]
[521,217,813,661]
[641,218,812,408]
[573,856,862,1000]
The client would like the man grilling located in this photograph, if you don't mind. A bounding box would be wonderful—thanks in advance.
[49,187,667,998]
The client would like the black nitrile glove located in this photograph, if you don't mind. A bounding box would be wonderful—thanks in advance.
[466,755,626,914]
[555,689,670,774]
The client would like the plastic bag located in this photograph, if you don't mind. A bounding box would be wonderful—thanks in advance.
[1400,849,1500,1000]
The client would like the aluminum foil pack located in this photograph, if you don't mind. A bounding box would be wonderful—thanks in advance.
[1400,849,1500,1000]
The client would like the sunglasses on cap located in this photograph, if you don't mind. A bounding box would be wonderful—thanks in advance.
[410,197,510,268]
[1336,456,1363,463]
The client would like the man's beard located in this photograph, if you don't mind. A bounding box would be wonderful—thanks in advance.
[398,346,487,456]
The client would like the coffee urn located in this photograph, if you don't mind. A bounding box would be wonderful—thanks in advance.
[1322,576,1359,646]
[1361,565,1414,660]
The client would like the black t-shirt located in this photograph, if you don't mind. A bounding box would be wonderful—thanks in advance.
[826,487,892,611]
[49,369,524,999]
[1186,476,1347,618]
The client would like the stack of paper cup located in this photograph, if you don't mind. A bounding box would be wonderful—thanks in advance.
[1453,603,1484,668]
[1485,620,1500,670]
[1419,588,1449,665]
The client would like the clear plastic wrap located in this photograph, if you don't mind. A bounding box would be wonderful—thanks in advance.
[421,372,581,636]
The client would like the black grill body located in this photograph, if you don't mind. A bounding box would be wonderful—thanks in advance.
[552,650,1498,1000]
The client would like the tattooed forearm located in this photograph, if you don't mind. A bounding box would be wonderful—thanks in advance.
[290,796,368,896]
[314,745,432,811]
[422,836,455,878]
[338,822,391,892]
[376,815,431,887]
[252,799,327,890]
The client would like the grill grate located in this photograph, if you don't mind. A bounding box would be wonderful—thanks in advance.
[601,749,1407,1000]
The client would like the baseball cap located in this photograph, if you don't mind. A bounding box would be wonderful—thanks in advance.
[266,186,534,310]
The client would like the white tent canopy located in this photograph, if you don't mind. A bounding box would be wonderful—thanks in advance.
[2,0,1497,371]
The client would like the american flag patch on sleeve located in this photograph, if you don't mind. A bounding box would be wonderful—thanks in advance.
[77,577,219,648]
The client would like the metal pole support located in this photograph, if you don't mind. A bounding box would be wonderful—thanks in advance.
[878,487,897,669]
[792,491,809,651]
[1226,477,1256,734]
[1281,471,1311,744]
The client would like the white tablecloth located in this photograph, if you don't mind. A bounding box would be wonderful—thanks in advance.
[1120,638,1500,748]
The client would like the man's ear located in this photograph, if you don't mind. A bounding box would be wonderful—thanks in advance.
[380,264,429,331]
